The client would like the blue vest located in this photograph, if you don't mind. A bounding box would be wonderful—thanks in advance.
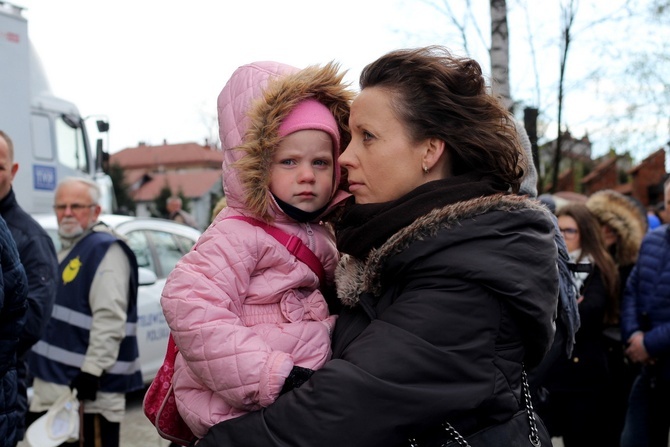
[29,231,143,393]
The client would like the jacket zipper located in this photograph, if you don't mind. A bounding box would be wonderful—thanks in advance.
[304,222,314,250]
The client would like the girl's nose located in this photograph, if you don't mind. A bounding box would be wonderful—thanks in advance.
[297,165,316,183]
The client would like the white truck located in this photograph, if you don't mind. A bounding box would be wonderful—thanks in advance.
[0,1,114,213]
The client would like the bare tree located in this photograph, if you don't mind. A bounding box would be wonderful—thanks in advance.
[417,0,668,176]
[550,0,577,193]
[421,0,487,54]
[490,0,512,111]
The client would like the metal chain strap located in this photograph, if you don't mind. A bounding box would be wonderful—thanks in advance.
[520,366,542,447]
[440,422,469,447]
[407,365,541,447]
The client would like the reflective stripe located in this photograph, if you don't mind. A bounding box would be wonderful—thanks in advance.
[51,304,138,335]
[32,340,142,376]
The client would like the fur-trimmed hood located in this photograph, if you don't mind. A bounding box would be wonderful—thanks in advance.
[586,189,647,266]
[217,61,354,221]
[336,193,552,307]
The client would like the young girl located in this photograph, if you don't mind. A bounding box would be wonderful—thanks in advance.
[160,61,353,438]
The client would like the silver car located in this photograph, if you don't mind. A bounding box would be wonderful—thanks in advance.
[33,214,201,384]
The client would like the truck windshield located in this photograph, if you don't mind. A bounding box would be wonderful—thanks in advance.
[55,115,90,174]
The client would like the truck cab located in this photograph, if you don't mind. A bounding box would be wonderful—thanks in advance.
[0,1,114,213]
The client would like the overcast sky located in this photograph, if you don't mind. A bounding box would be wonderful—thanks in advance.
[16,0,430,152]
[12,0,666,163]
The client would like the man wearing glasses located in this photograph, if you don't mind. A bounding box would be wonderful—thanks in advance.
[27,177,143,447]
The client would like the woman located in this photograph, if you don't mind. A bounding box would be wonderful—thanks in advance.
[541,202,619,447]
[198,46,558,447]
[585,189,646,445]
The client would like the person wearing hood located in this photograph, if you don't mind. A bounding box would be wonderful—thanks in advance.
[198,46,558,447]
[160,61,353,439]
[586,189,647,445]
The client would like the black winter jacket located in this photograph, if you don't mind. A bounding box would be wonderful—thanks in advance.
[0,188,58,439]
[0,215,28,447]
[0,189,58,355]
[199,194,558,447]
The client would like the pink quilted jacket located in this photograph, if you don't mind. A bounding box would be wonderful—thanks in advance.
[160,61,353,438]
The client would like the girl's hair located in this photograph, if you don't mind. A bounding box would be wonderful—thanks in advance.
[358,45,523,192]
[557,202,620,325]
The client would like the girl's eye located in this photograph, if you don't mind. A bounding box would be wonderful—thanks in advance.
[313,159,330,167]
[279,159,296,166]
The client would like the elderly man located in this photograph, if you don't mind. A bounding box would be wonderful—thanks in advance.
[27,177,143,447]
[166,195,198,229]
[0,130,58,442]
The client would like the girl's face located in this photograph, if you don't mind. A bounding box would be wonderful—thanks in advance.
[269,129,334,213]
[558,214,581,253]
[339,87,430,204]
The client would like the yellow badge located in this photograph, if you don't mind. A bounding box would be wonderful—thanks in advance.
[62,256,82,284]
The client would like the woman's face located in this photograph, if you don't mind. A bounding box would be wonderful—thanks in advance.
[339,87,430,204]
[601,224,618,248]
[558,214,581,253]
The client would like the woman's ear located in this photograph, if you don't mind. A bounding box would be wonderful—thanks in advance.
[423,138,446,172]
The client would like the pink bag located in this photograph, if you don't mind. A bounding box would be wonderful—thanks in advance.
[142,333,196,446]
[143,215,326,444]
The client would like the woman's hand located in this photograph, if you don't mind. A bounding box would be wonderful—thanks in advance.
[625,331,653,365]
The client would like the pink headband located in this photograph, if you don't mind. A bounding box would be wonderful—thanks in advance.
[278,98,340,150]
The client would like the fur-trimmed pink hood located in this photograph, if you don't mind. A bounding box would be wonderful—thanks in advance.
[217,61,354,222]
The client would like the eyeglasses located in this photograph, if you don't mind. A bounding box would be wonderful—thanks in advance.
[559,227,579,239]
[53,203,97,213]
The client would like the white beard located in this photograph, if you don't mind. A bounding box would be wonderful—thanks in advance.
[58,218,86,239]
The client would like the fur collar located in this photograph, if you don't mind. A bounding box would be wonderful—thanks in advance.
[234,63,354,221]
[335,194,548,307]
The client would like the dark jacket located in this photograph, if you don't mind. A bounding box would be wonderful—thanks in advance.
[0,188,58,355]
[198,194,558,447]
[0,188,57,439]
[0,215,28,447]
[621,224,670,380]
[546,265,610,391]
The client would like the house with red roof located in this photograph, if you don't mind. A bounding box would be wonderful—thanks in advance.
[110,141,223,229]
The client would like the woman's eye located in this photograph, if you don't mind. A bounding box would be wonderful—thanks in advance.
[362,131,374,141]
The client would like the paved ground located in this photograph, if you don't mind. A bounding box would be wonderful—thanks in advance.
[18,389,170,447]
[121,389,171,447]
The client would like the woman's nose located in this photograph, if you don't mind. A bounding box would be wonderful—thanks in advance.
[338,147,353,168]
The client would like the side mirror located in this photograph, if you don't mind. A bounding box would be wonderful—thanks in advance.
[138,267,157,286]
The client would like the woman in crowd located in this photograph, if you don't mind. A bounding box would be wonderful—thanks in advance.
[198,46,558,447]
[586,190,646,287]
[540,202,620,447]
[586,189,647,445]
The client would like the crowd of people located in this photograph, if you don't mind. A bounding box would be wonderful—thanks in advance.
[0,45,668,447]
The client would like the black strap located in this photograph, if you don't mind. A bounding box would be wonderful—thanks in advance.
[567,262,593,274]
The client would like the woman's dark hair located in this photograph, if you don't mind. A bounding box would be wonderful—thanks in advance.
[557,202,620,325]
[359,46,524,192]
